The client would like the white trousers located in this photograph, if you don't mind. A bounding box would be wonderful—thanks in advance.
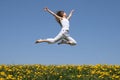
[46,28,77,45]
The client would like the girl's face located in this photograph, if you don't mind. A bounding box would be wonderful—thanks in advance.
[63,12,67,17]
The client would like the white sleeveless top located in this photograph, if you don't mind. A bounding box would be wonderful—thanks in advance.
[60,18,69,30]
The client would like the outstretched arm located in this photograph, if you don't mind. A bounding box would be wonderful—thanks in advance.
[44,7,61,19]
[67,10,74,20]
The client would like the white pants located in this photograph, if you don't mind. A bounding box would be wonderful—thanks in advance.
[46,28,77,45]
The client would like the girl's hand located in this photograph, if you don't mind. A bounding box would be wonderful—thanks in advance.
[44,7,49,11]
[71,10,74,13]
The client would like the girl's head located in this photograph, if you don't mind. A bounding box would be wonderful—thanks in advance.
[56,11,67,17]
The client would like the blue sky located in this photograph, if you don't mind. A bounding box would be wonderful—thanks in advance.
[0,0,120,64]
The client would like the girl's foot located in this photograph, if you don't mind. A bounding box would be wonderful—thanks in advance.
[35,39,43,44]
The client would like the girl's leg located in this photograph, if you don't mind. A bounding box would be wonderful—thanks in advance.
[35,36,62,44]
[35,29,64,44]
[59,36,76,46]
[66,36,77,45]
[35,39,50,44]
[58,30,77,45]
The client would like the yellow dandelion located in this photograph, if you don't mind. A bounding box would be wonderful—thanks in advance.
[77,75,81,78]
[0,66,2,69]
[60,76,62,78]
[115,76,119,79]
[0,72,6,76]
[8,69,12,72]
[91,70,96,74]
[7,75,13,79]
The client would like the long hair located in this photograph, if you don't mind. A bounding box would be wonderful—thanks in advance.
[55,11,65,26]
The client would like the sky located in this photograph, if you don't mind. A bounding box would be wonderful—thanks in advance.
[0,0,120,65]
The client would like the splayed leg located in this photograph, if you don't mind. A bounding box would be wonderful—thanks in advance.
[35,39,49,44]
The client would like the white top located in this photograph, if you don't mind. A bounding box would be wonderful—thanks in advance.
[60,18,69,30]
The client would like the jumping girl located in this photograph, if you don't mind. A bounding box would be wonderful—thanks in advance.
[35,7,77,46]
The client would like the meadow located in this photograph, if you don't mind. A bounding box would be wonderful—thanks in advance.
[0,64,120,80]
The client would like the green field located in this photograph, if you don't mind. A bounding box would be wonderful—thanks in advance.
[0,64,120,80]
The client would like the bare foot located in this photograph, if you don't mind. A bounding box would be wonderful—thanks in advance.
[35,39,43,44]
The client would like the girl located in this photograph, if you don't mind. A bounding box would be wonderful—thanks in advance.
[35,7,77,46]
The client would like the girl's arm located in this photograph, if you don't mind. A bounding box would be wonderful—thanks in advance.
[67,10,74,20]
[44,7,61,20]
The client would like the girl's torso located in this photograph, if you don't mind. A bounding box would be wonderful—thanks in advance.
[60,18,69,30]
